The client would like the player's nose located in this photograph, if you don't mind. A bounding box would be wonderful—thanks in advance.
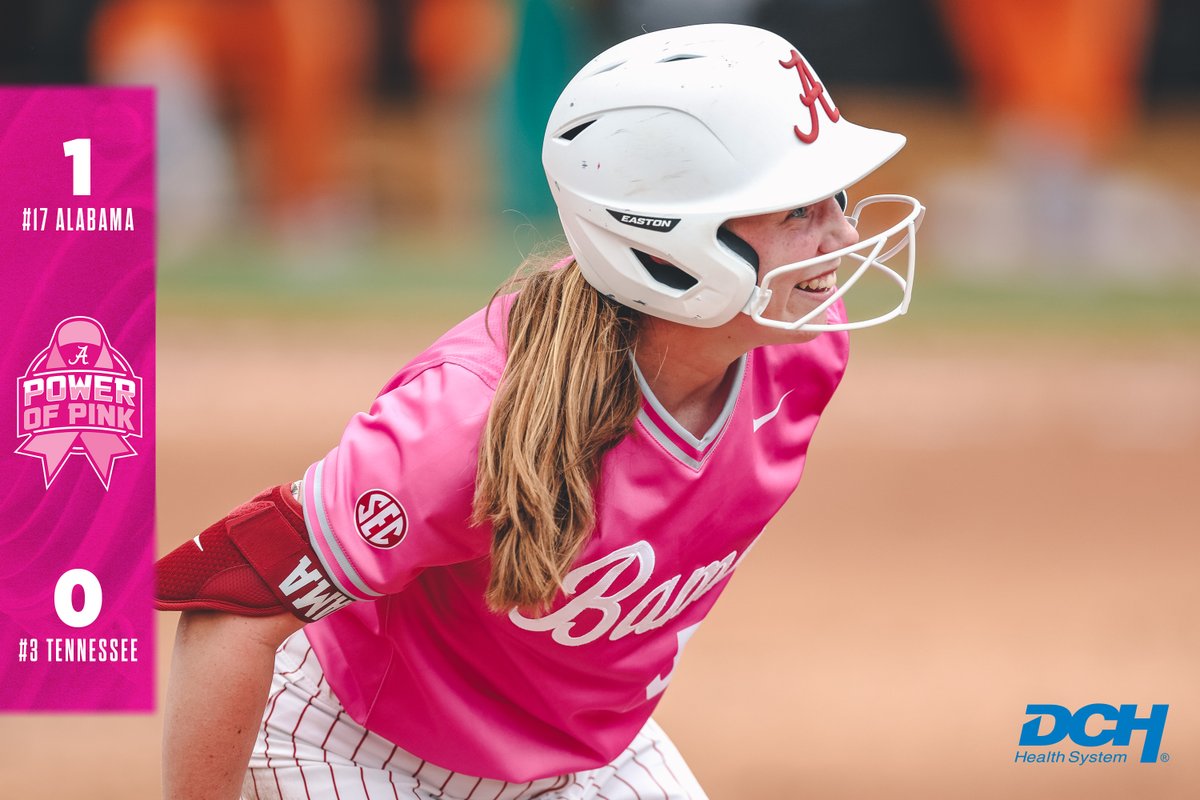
[818,196,859,254]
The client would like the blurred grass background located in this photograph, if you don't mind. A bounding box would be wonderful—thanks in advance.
[159,242,1200,334]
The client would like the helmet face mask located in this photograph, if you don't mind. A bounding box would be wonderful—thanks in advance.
[747,193,926,332]
[543,23,925,331]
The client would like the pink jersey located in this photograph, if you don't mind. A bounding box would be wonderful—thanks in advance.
[300,293,850,782]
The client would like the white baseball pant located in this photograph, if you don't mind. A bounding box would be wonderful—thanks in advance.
[242,630,709,800]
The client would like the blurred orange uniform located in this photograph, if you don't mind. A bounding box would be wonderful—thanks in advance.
[409,0,511,96]
[939,0,1154,158]
[90,0,373,220]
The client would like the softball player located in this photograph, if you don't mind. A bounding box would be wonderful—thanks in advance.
[156,24,923,800]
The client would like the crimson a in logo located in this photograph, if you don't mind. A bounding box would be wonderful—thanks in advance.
[355,489,408,549]
[16,316,143,489]
[778,49,841,144]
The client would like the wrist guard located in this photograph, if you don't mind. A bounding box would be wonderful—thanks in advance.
[155,483,355,622]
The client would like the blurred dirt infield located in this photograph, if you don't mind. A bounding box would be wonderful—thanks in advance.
[2,308,1197,799]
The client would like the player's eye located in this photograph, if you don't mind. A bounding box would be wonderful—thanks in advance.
[835,190,847,211]
[787,206,810,220]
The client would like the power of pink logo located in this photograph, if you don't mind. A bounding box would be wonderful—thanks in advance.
[16,317,142,489]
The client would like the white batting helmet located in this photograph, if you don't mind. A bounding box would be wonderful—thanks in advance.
[543,23,924,331]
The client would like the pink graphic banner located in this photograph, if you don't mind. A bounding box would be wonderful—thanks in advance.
[0,88,154,711]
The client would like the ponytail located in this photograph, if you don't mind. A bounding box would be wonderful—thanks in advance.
[473,257,642,613]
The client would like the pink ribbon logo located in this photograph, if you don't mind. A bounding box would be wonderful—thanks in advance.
[15,317,142,489]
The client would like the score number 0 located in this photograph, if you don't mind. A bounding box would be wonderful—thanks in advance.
[54,569,102,628]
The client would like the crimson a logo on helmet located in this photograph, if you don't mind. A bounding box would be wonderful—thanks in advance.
[355,489,408,549]
[779,49,841,144]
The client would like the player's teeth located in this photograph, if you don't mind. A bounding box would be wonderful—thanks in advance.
[797,274,834,291]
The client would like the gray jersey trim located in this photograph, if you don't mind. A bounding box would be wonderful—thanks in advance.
[303,463,385,599]
[630,353,746,468]
[635,410,704,470]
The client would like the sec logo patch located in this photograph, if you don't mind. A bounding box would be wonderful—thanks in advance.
[355,489,408,549]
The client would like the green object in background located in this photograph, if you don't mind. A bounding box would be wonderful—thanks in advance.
[494,0,589,223]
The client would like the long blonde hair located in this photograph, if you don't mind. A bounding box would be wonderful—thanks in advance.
[473,255,643,614]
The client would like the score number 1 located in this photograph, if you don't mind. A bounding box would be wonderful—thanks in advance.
[63,138,91,196]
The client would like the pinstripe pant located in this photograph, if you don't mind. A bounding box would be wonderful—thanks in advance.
[243,631,709,800]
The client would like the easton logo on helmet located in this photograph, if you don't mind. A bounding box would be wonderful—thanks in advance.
[607,209,681,232]
[779,49,840,144]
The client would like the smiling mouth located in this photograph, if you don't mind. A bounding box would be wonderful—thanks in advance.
[795,269,837,293]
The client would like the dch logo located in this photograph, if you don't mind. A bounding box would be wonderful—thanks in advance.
[354,489,408,549]
[1020,704,1169,763]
